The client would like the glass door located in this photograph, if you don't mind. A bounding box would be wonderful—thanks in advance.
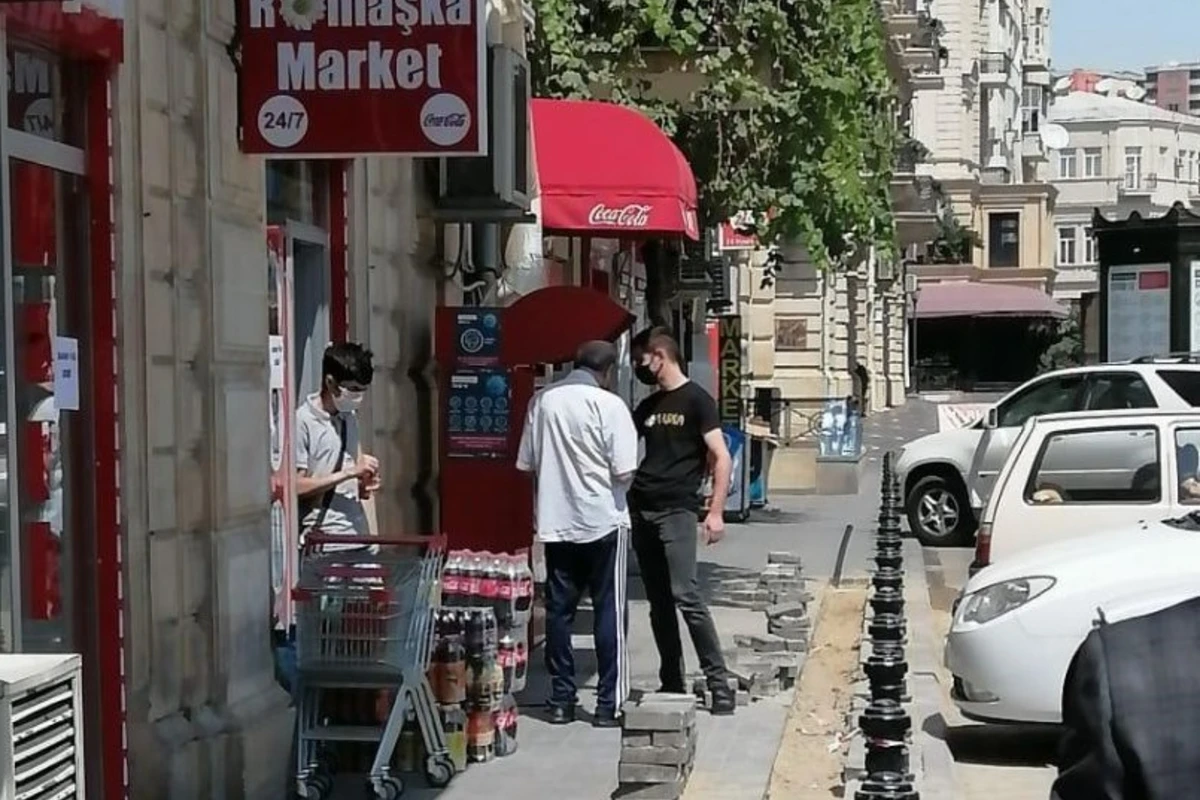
[287,221,331,402]
[10,157,90,655]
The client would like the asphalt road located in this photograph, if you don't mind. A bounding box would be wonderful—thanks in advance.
[922,545,1058,799]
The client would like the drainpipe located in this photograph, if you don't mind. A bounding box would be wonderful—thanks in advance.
[866,245,878,409]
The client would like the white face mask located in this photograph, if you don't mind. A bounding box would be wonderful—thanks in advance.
[333,388,365,413]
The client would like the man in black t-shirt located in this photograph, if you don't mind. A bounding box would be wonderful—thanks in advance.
[628,328,736,715]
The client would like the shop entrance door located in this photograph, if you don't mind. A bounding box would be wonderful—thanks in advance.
[2,126,104,796]
[287,221,331,402]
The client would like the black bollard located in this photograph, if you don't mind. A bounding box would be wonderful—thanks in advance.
[872,566,904,592]
[859,699,914,777]
[855,772,919,800]
[869,586,905,617]
[873,546,903,571]
[868,613,907,643]
[864,644,910,703]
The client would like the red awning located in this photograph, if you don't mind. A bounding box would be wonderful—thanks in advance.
[500,285,635,366]
[532,98,700,240]
[915,281,1068,320]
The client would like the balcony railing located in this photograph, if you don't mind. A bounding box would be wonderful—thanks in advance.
[979,51,1013,79]
[1119,174,1158,194]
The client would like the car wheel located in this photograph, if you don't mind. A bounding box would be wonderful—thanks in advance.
[906,474,975,547]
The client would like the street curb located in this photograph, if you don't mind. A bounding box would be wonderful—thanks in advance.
[841,539,959,799]
[902,538,958,800]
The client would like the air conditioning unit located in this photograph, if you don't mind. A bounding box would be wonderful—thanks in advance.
[904,272,919,293]
[436,45,531,218]
[1,654,86,799]
[876,258,896,281]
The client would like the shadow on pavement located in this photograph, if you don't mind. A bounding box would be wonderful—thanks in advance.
[935,717,1062,768]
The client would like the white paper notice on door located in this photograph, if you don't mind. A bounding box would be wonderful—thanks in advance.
[269,335,285,390]
[53,336,80,411]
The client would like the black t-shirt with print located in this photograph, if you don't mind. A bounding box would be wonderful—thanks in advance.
[630,381,721,513]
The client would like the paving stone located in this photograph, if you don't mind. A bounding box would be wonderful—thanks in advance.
[767,550,803,565]
[618,763,684,783]
[784,637,809,652]
[749,633,788,653]
[622,705,696,732]
[765,601,807,619]
[622,733,653,747]
[611,779,687,799]
[651,729,695,748]
[639,692,699,706]
[620,743,693,766]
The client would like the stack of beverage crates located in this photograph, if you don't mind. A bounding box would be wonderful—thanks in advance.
[417,549,534,774]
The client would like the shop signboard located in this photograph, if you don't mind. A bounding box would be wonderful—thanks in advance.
[717,314,743,424]
[1106,263,1169,362]
[818,398,862,457]
[717,217,756,251]
[454,308,502,367]
[446,369,511,457]
[237,0,488,156]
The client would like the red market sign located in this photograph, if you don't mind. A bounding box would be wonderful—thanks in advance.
[237,0,487,157]
[718,221,756,251]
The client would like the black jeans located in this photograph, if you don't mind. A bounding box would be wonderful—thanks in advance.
[631,508,728,690]
[544,530,629,713]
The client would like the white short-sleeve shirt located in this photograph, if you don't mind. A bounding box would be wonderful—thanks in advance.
[517,370,639,544]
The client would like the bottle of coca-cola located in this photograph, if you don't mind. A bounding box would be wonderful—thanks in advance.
[512,640,528,693]
[465,553,485,608]
[498,633,516,694]
[480,554,500,615]
[513,554,533,617]
[442,554,462,607]
[496,554,516,628]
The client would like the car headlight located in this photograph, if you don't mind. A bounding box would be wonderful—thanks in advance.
[953,577,1055,628]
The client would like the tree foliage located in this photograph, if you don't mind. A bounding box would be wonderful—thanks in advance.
[527,0,900,269]
[1038,308,1083,372]
[926,208,980,264]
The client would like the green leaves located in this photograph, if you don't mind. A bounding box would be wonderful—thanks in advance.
[526,0,899,270]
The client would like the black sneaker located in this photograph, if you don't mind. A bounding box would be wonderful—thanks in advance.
[592,709,621,728]
[546,703,576,725]
[657,684,689,695]
[710,685,736,716]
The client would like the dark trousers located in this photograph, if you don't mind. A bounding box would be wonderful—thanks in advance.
[544,530,629,714]
[631,508,728,690]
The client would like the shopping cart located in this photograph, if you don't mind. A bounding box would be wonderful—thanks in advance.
[292,534,452,800]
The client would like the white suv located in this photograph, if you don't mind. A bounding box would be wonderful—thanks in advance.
[895,359,1200,546]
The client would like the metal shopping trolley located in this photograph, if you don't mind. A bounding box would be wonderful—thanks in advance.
[293,534,452,800]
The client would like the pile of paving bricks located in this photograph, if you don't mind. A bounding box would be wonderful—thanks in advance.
[614,694,699,800]
[693,551,813,706]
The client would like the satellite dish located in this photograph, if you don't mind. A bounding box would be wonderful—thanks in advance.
[1095,78,1114,94]
[1042,123,1070,150]
[1053,76,1071,93]
[1125,85,1146,101]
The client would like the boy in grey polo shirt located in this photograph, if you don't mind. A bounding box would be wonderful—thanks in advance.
[296,341,380,539]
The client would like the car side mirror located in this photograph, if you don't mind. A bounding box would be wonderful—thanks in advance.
[984,407,999,430]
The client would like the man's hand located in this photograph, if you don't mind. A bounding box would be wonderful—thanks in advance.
[702,511,725,545]
[355,453,380,479]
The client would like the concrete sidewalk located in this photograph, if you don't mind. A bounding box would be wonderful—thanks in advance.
[329,401,939,799]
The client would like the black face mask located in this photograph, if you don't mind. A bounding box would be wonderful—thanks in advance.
[634,364,658,386]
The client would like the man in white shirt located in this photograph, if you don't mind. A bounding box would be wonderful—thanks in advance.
[517,340,639,727]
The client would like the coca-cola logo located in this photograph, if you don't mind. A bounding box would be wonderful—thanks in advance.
[424,112,467,128]
[588,203,652,228]
[420,93,471,147]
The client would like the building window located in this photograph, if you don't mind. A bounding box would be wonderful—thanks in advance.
[1170,103,1181,112]
[1178,154,1185,180]
[1160,146,1170,174]
[1057,226,1077,266]
[1125,147,1143,189]
[1058,149,1078,179]
[988,212,1021,268]
[1084,226,1097,264]
[1084,148,1103,178]
[1022,85,1042,133]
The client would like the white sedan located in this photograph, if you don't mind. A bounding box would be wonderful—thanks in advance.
[944,518,1200,724]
